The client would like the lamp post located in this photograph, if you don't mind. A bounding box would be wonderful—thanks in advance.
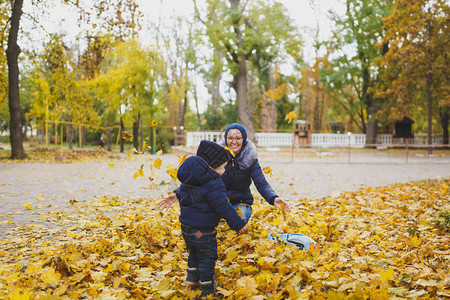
[347,132,352,163]
[173,126,184,146]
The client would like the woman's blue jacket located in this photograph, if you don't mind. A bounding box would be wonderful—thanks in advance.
[220,140,278,206]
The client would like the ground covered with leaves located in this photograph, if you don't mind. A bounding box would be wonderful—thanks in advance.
[0,146,110,162]
[0,178,449,299]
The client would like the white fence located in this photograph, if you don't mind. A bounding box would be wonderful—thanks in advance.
[186,132,444,148]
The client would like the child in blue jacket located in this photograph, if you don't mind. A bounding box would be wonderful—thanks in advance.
[176,140,248,298]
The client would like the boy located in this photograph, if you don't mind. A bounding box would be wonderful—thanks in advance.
[176,140,248,298]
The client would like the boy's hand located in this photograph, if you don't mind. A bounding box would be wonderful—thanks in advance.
[239,224,248,234]
[158,193,177,211]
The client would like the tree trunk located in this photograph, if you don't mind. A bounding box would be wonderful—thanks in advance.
[439,106,449,145]
[235,58,254,141]
[106,126,112,151]
[7,0,26,159]
[230,0,254,141]
[23,117,29,140]
[211,48,222,108]
[68,117,73,149]
[132,112,140,150]
[120,118,125,153]
[139,116,143,146]
[181,64,188,127]
[427,73,433,154]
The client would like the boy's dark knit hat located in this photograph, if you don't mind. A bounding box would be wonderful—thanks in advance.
[197,140,230,169]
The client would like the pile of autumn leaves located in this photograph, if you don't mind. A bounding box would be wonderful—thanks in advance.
[0,178,449,299]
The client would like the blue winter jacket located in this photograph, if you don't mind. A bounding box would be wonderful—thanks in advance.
[175,156,246,232]
[220,140,278,206]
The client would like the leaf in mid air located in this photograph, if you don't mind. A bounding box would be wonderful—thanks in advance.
[121,130,133,141]
[285,111,297,124]
[262,166,273,178]
[153,158,162,170]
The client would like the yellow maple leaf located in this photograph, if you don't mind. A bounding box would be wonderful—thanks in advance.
[166,165,178,181]
[25,263,42,275]
[138,164,144,177]
[379,267,394,283]
[24,204,33,210]
[408,236,421,247]
[121,130,133,141]
[280,202,287,219]
[36,196,44,201]
[285,111,297,124]
[40,267,61,284]
[216,287,234,297]
[126,151,132,158]
[263,166,273,178]
[7,288,33,300]
[440,183,448,194]
[272,216,283,225]
[156,149,163,155]
[133,172,139,179]
[154,158,162,170]
[3,272,21,282]
[176,153,188,164]
[310,242,320,256]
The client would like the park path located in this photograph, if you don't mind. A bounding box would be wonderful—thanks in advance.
[1,148,449,237]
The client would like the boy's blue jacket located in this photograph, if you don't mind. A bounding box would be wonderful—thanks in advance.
[175,156,246,232]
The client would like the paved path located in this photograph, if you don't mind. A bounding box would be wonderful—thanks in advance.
[1,149,449,237]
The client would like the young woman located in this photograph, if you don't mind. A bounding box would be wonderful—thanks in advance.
[158,123,290,221]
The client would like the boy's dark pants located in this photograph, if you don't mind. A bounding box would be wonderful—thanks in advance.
[181,224,217,292]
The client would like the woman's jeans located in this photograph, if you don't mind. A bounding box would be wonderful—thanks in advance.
[181,224,218,287]
[232,203,252,222]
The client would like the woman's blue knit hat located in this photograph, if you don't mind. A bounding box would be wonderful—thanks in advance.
[224,123,247,145]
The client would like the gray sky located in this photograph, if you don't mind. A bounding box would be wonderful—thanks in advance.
[137,0,346,61]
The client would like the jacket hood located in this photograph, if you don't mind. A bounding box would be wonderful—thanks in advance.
[220,139,257,169]
[177,156,219,186]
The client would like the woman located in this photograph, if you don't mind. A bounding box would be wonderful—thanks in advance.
[158,123,290,221]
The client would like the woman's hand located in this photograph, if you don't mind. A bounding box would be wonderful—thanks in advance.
[239,224,249,234]
[274,197,290,213]
[158,193,177,211]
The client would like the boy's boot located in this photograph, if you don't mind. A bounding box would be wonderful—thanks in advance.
[185,267,199,287]
[200,278,217,299]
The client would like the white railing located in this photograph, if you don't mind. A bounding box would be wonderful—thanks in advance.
[311,133,366,148]
[377,134,443,145]
[186,131,224,147]
[254,133,292,147]
[185,132,444,148]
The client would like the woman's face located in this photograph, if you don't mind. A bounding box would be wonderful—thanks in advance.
[226,129,243,155]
